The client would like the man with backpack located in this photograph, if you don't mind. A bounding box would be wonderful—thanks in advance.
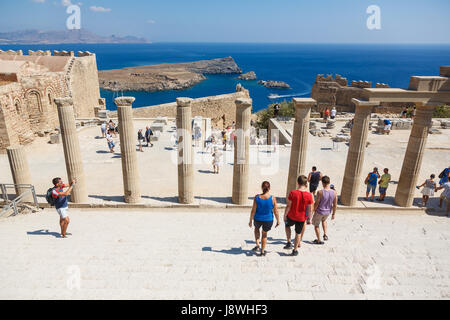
[46,178,76,238]
[308,167,322,198]
[145,126,154,147]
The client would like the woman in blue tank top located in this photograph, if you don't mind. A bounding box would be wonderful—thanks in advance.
[249,181,280,257]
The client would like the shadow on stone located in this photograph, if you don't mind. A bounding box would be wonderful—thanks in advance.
[201,246,257,256]
[198,170,214,174]
[27,229,61,238]
[89,195,124,202]
[195,196,232,204]
[142,196,178,204]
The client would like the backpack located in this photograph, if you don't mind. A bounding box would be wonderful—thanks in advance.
[46,187,57,206]
[439,168,448,179]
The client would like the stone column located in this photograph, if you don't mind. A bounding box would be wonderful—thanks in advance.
[340,99,378,206]
[115,97,141,204]
[7,146,33,202]
[232,98,252,205]
[395,103,435,207]
[286,98,316,198]
[55,98,88,203]
[176,98,194,204]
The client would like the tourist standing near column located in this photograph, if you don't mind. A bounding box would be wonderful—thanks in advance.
[436,171,450,216]
[248,181,280,257]
[49,178,76,238]
[232,98,252,205]
[377,168,391,202]
[312,176,337,244]
[364,167,380,201]
[212,147,222,174]
[115,97,141,204]
[55,97,88,204]
[284,175,314,256]
[417,174,436,207]
[176,98,194,204]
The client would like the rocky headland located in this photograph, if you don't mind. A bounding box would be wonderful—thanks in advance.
[99,57,242,92]
[258,80,291,89]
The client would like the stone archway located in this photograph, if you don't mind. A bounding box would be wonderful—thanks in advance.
[26,90,43,127]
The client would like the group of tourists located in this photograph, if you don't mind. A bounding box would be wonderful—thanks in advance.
[101,120,119,153]
[137,127,154,152]
[323,107,337,121]
[400,106,417,120]
[364,167,391,202]
[249,167,337,257]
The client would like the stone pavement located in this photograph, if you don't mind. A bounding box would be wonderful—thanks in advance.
[0,208,449,300]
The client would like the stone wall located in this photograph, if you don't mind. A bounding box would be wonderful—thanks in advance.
[0,50,102,150]
[109,88,250,129]
[311,73,407,114]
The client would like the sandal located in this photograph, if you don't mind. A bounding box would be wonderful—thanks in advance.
[259,251,267,257]
[252,246,260,252]
[313,239,324,245]
[323,235,329,241]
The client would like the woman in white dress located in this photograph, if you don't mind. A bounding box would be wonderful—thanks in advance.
[417,174,436,207]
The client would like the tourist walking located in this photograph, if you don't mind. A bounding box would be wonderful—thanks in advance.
[307,167,322,197]
[145,126,154,147]
[106,129,115,153]
[401,107,408,118]
[194,124,202,147]
[49,178,76,238]
[383,119,392,135]
[323,107,330,121]
[377,168,391,202]
[284,175,314,256]
[365,167,380,201]
[438,166,450,208]
[101,122,107,138]
[312,176,337,244]
[108,120,117,137]
[137,129,145,152]
[330,107,337,120]
[248,181,280,257]
[417,174,437,207]
[436,171,450,216]
[212,147,223,174]
[411,107,417,121]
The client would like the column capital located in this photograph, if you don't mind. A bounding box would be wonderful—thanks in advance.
[114,97,135,107]
[235,98,252,107]
[415,102,436,110]
[293,98,316,108]
[177,97,193,107]
[352,98,379,108]
[54,97,73,107]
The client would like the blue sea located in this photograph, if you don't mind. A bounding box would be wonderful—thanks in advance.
[2,43,450,112]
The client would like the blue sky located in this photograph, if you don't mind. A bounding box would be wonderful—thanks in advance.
[1,0,449,43]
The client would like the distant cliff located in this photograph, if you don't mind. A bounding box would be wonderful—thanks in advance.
[99,57,242,92]
[0,29,150,44]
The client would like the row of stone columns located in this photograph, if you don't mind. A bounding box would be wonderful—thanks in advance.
[5,95,434,209]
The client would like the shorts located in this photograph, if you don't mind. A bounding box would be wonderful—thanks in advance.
[57,207,69,219]
[312,212,330,227]
[285,217,305,235]
[384,125,392,131]
[379,187,388,195]
[367,184,376,194]
[310,184,319,193]
[108,141,115,149]
[254,220,274,232]
[101,128,106,134]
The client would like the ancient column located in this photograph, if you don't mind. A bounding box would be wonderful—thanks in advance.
[286,98,316,198]
[6,146,33,202]
[176,98,194,204]
[395,103,435,207]
[55,97,88,203]
[232,98,252,205]
[115,97,141,204]
[340,99,378,206]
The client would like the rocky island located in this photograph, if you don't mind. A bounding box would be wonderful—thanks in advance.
[99,57,242,92]
[258,80,291,89]
[237,71,257,81]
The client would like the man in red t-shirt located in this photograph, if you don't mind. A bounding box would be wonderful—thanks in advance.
[284,175,314,256]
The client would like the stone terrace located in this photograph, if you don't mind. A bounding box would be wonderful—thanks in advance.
[0,208,449,299]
